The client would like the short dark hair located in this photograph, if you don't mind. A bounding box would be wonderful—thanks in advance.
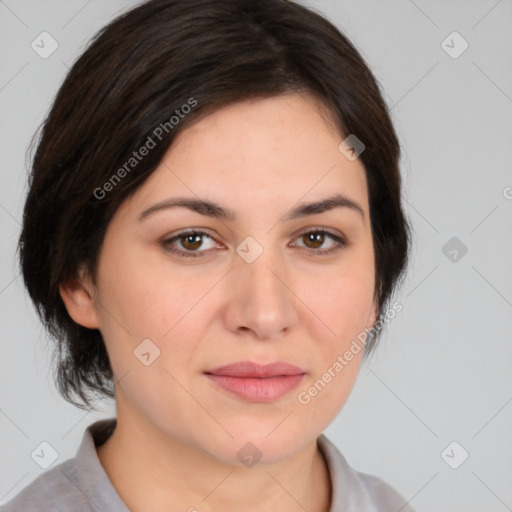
[18,0,411,409]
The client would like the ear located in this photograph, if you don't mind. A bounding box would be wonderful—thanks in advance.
[59,266,100,329]
[367,297,379,330]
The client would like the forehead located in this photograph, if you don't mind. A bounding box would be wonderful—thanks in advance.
[118,92,370,222]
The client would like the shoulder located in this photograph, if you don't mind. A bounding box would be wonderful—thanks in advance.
[317,434,415,512]
[0,460,94,512]
[1,418,119,512]
[355,471,416,512]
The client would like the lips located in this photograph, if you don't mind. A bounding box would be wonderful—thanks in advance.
[205,361,305,378]
[204,361,306,402]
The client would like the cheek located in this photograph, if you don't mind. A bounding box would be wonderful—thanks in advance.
[303,269,375,342]
[93,252,211,409]
[299,233,375,338]
[96,246,220,342]
[294,271,370,421]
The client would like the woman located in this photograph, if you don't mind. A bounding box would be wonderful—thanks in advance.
[5,0,412,510]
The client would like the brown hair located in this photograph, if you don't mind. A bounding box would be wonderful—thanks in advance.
[18,0,411,409]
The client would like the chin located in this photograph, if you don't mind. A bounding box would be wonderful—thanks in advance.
[202,420,315,467]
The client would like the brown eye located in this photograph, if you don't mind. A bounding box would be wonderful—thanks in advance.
[302,231,326,249]
[293,229,347,255]
[163,230,219,257]
[180,233,204,251]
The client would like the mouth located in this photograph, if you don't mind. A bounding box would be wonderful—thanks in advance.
[204,361,306,403]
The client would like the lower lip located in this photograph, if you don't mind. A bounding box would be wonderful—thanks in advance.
[205,374,305,402]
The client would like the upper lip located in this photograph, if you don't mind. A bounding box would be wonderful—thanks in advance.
[205,361,306,378]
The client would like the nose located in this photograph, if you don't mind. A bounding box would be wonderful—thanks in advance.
[223,243,299,340]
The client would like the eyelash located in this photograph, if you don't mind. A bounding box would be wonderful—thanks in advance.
[162,228,347,258]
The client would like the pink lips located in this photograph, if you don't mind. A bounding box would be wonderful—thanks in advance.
[205,361,306,403]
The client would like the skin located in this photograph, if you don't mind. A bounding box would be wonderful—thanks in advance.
[60,92,378,512]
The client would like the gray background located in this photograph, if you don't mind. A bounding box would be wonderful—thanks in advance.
[1,1,511,510]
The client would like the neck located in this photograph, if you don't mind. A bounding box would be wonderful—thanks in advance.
[96,407,331,512]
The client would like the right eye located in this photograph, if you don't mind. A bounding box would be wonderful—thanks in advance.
[162,229,222,257]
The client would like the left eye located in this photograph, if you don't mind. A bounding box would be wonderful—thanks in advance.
[291,230,346,254]
[162,229,346,258]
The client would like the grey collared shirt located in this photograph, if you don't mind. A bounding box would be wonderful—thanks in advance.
[1,418,415,511]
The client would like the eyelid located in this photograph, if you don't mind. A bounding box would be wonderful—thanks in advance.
[289,227,347,252]
[161,228,221,255]
[290,226,343,241]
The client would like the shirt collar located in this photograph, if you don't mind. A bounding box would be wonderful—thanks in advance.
[71,417,130,511]
[317,433,378,511]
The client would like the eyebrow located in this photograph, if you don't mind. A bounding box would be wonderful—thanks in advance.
[138,193,365,223]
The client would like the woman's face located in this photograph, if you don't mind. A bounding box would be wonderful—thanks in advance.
[71,92,377,464]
